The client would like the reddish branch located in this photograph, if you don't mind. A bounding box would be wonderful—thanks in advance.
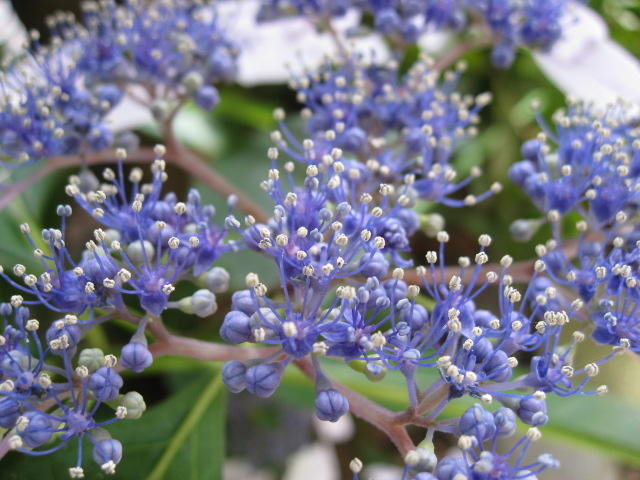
[163,130,270,224]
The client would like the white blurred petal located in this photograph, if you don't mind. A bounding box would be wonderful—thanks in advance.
[313,412,355,443]
[534,2,640,107]
[0,0,28,56]
[282,443,340,480]
[224,459,275,480]
[418,31,453,56]
[219,0,391,86]
[104,87,154,134]
[362,463,405,480]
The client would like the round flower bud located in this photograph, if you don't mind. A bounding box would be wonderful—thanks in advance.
[20,411,53,448]
[399,304,429,330]
[89,367,123,401]
[249,308,282,339]
[405,447,437,474]
[205,267,230,293]
[459,404,496,441]
[358,251,389,280]
[482,350,512,382]
[220,311,252,344]
[119,392,146,419]
[92,438,123,466]
[364,361,387,382]
[186,289,218,318]
[1,349,28,371]
[510,219,540,243]
[340,126,367,151]
[383,279,407,301]
[435,457,470,480]
[222,361,247,393]
[194,85,220,111]
[518,397,549,426]
[46,322,82,356]
[245,363,282,398]
[413,474,438,480]
[126,240,155,267]
[493,407,517,437]
[468,337,492,364]
[231,290,257,315]
[120,342,153,373]
[140,290,170,317]
[0,400,21,429]
[374,7,402,34]
[79,348,106,374]
[315,389,349,422]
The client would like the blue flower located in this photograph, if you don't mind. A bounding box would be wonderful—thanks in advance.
[67,0,239,110]
[0,45,117,166]
[448,404,560,479]
[511,101,640,228]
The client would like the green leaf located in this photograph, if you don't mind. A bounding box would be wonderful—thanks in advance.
[173,103,223,156]
[2,370,227,480]
[214,89,277,130]
[145,371,226,480]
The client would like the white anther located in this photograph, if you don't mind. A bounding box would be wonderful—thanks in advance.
[585,363,599,376]
[101,461,117,474]
[527,427,542,441]
[276,234,288,246]
[313,341,328,355]
[438,356,452,368]
[104,355,117,367]
[253,283,267,297]
[371,331,387,348]
[436,231,450,243]
[475,252,488,264]
[25,319,39,331]
[561,366,574,377]
[478,234,492,247]
[282,321,298,338]
[9,435,23,451]
[252,328,266,342]
[350,458,363,473]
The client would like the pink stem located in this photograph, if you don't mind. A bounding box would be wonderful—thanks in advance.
[294,358,416,455]
[147,318,277,362]
[0,149,157,212]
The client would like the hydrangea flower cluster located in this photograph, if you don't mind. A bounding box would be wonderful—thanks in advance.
[1,301,146,477]
[0,39,118,165]
[510,101,640,228]
[62,0,238,112]
[275,53,500,207]
[2,146,235,322]
[257,0,573,66]
[0,0,239,167]
[351,404,560,480]
[1,0,638,478]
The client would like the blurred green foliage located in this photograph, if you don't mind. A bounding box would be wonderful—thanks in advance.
[1,1,639,477]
